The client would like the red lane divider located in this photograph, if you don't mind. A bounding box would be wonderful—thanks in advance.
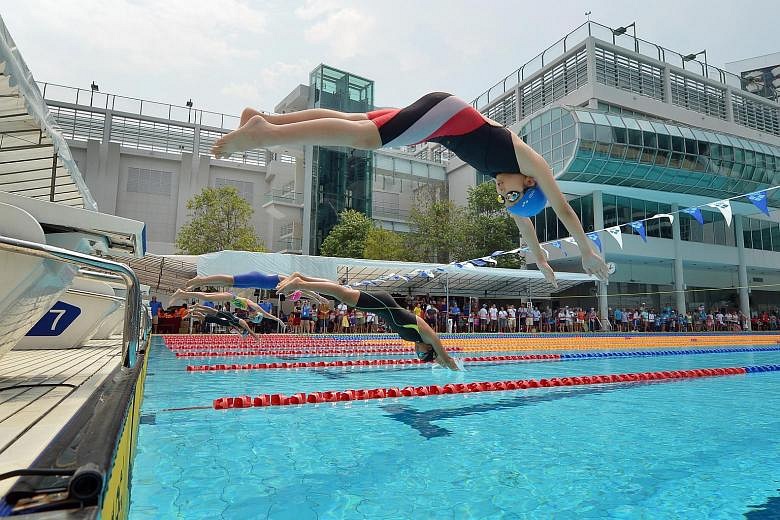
[176,349,443,358]
[187,354,562,371]
[213,366,748,409]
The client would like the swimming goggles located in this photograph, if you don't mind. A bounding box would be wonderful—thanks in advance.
[497,190,523,204]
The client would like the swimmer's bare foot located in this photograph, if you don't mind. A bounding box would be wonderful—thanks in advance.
[185,276,205,290]
[276,274,303,292]
[240,107,264,127]
[212,115,273,159]
[170,289,184,303]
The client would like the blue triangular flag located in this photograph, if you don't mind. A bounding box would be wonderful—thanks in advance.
[682,207,704,225]
[550,240,568,257]
[471,259,489,267]
[629,221,647,242]
[747,190,770,216]
[490,250,505,257]
[587,232,602,252]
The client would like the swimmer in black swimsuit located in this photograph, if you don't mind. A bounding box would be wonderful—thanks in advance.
[173,292,287,331]
[275,272,459,370]
[187,304,266,340]
[212,92,609,283]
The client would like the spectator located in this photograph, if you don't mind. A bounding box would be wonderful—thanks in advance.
[498,306,508,333]
[489,304,499,333]
[478,304,488,332]
[149,295,162,333]
[450,301,461,333]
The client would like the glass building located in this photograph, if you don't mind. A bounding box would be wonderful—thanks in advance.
[462,21,780,322]
[304,65,374,254]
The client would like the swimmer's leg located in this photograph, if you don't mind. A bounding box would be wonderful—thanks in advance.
[212,116,381,158]
[242,107,368,126]
[276,274,360,307]
[186,274,235,290]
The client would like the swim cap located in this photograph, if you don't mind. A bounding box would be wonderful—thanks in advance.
[506,186,547,217]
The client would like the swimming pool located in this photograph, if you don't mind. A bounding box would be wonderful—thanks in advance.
[130,334,780,519]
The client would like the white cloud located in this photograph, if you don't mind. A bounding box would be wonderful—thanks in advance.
[10,0,268,74]
[302,7,376,60]
[293,0,344,21]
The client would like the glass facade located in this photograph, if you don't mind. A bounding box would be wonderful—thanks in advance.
[517,106,780,207]
[743,216,780,252]
[562,108,780,204]
[307,65,374,254]
[517,107,577,175]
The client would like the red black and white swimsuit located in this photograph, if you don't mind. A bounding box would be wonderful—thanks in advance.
[367,92,521,176]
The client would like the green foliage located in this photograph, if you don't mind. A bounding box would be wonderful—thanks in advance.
[364,227,408,261]
[458,181,524,269]
[319,209,374,258]
[406,190,467,263]
[175,186,265,255]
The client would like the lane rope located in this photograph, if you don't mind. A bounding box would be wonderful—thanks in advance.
[188,346,780,372]
[212,364,780,409]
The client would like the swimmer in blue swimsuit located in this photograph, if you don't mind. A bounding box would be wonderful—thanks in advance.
[276,272,459,370]
[184,271,327,304]
[211,92,609,283]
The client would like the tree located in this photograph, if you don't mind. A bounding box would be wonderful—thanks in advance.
[364,227,408,261]
[406,186,467,263]
[175,186,265,254]
[319,209,373,258]
[458,181,524,269]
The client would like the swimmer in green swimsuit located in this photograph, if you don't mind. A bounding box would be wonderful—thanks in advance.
[172,290,287,331]
[277,272,459,370]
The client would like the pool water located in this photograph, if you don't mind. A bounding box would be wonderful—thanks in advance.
[130,337,780,519]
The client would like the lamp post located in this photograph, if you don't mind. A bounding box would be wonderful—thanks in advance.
[612,22,637,53]
[683,50,708,78]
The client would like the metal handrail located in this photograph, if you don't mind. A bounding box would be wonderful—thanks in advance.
[65,288,126,303]
[471,19,762,110]
[0,235,141,368]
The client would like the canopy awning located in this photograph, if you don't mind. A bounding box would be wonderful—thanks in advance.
[0,16,96,209]
[188,250,595,299]
[335,261,593,299]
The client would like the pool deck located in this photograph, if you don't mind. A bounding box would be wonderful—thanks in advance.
[0,338,122,497]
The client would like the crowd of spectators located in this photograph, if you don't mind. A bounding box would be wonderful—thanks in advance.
[152,293,780,335]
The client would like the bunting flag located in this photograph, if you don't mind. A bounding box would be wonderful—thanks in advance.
[747,190,770,216]
[587,232,602,252]
[550,240,568,256]
[629,221,647,242]
[341,186,776,290]
[606,226,623,249]
[682,207,704,225]
[706,199,732,226]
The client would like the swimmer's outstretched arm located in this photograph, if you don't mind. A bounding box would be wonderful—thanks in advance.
[415,316,459,370]
[510,136,609,281]
[235,318,261,342]
[511,215,558,288]
[254,305,286,330]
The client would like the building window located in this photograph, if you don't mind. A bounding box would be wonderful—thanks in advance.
[214,178,254,204]
[126,167,173,196]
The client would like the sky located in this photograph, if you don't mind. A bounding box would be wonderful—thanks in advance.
[2,0,777,119]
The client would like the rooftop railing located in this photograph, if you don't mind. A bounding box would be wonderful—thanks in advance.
[471,20,764,110]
